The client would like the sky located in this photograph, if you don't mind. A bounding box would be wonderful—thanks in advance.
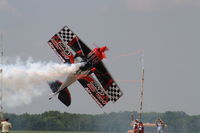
[0,0,200,115]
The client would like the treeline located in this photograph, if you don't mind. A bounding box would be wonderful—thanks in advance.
[4,111,200,133]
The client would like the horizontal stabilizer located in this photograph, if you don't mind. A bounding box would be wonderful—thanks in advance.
[58,87,71,107]
[48,80,62,93]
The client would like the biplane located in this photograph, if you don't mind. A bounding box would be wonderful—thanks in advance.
[47,26,123,108]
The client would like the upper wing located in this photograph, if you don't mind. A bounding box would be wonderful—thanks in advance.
[78,75,110,108]
[94,62,123,102]
[48,26,91,63]
[48,34,75,64]
[57,26,91,56]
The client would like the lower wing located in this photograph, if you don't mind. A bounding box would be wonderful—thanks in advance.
[78,75,110,108]
[94,62,123,102]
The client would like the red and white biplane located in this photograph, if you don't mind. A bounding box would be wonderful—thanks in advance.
[47,26,123,108]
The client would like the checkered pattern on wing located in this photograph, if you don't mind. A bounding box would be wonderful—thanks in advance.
[106,82,123,102]
[58,26,76,43]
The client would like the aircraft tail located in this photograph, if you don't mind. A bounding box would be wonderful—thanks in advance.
[58,87,71,107]
[48,80,62,93]
[48,80,71,106]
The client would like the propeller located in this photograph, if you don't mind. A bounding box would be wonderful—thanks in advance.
[100,46,108,58]
[92,43,109,59]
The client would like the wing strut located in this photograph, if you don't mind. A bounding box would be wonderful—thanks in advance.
[75,37,85,57]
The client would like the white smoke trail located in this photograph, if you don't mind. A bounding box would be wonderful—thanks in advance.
[1,58,83,108]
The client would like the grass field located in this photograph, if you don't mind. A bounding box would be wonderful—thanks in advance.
[11,131,111,133]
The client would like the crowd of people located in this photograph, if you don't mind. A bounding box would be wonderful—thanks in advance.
[0,116,167,133]
[130,118,167,133]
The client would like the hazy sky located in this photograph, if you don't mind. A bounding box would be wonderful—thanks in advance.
[0,0,200,115]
